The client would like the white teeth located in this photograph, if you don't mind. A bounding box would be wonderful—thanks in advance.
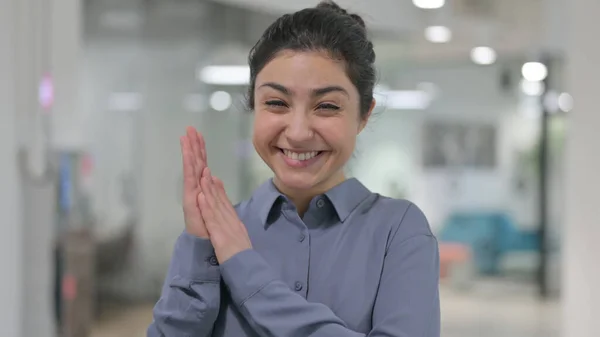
[283,150,319,161]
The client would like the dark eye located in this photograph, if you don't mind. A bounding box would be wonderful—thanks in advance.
[317,103,340,111]
[265,100,288,108]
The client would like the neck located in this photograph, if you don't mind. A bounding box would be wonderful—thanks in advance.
[273,172,345,216]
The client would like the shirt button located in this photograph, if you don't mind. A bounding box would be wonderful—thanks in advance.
[298,234,306,242]
[208,255,219,266]
[294,281,303,291]
[316,198,325,208]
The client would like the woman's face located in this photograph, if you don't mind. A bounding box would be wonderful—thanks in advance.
[252,50,373,194]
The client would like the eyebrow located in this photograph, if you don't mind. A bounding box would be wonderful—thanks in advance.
[258,82,349,97]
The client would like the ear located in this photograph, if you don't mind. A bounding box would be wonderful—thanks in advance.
[357,99,376,134]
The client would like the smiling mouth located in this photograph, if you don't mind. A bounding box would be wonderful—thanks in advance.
[278,148,324,161]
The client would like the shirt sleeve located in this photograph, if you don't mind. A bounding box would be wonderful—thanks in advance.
[147,231,222,337]
[219,205,441,337]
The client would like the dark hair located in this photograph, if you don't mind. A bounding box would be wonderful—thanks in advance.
[246,0,376,119]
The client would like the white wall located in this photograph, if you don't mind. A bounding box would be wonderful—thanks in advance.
[563,0,600,334]
[0,1,23,335]
[2,0,73,335]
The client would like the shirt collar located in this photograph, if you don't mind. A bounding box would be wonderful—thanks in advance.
[253,178,372,225]
[324,178,371,222]
[253,179,285,226]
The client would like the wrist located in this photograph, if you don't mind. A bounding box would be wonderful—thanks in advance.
[176,231,220,281]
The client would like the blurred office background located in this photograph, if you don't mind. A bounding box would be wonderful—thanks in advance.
[1,0,598,336]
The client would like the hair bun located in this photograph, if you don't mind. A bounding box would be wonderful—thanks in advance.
[316,0,366,29]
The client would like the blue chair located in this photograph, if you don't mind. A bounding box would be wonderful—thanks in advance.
[439,211,540,274]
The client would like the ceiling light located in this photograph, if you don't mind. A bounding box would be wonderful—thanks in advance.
[470,46,497,65]
[425,26,452,43]
[198,65,250,85]
[521,62,548,82]
[209,91,232,111]
[520,80,545,96]
[413,0,445,9]
[558,92,574,112]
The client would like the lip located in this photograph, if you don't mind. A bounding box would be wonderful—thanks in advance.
[276,147,326,169]
[278,146,325,153]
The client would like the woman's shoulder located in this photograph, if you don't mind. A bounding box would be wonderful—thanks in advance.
[367,195,434,242]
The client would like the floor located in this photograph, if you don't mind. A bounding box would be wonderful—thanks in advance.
[91,279,560,337]
[440,279,560,337]
[90,303,152,337]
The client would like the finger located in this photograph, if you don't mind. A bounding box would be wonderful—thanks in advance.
[207,174,228,218]
[198,192,225,249]
[199,201,222,248]
[189,127,203,165]
[213,177,243,228]
[202,179,226,229]
[212,176,234,214]
[200,169,218,209]
[180,136,197,190]
[197,131,208,165]
[203,169,228,223]
[197,192,215,229]
[204,169,222,205]
[187,127,203,180]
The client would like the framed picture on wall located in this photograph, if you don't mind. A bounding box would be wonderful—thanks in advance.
[422,121,497,169]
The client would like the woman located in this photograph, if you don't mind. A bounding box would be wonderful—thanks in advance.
[148,1,440,336]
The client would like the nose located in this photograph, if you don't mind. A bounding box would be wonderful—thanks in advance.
[284,109,314,143]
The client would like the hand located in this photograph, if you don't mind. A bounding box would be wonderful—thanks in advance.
[180,126,210,238]
[198,167,252,263]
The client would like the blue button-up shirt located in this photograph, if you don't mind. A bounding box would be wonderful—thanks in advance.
[148,178,440,336]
